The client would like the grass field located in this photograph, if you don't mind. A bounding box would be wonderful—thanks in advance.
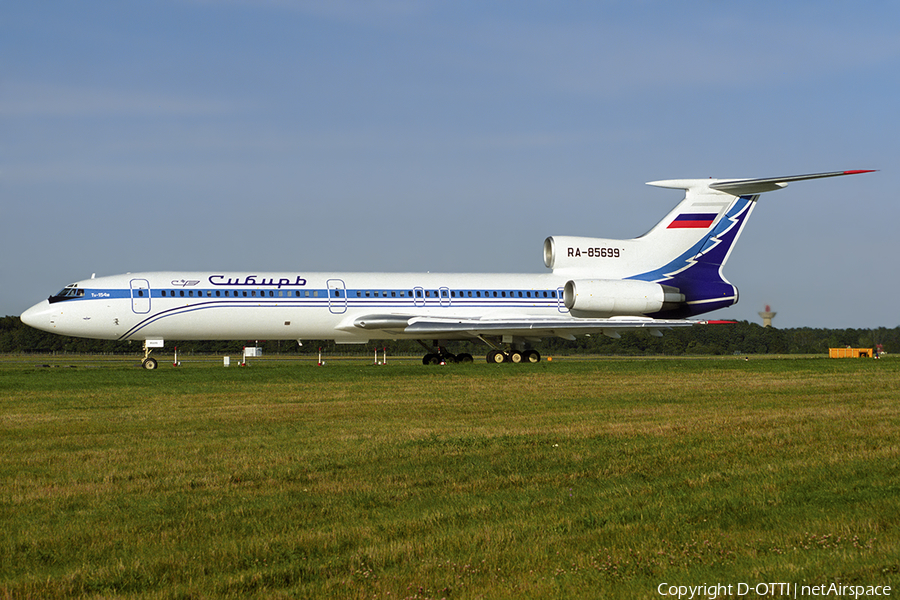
[1,355,898,599]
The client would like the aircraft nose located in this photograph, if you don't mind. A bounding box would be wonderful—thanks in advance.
[20,300,53,331]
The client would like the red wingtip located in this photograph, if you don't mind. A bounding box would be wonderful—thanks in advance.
[842,170,877,174]
[705,320,738,324]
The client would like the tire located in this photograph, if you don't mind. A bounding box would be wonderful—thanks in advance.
[423,353,441,365]
[456,353,474,364]
[524,350,541,363]
[142,357,158,370]
[510,351,524,363]
[486,350,507,363]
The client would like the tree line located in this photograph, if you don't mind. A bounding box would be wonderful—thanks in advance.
[2,315,896,357]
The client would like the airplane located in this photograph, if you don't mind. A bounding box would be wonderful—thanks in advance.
[20,170,874,369]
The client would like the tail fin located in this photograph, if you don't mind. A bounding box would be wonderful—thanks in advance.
[634,170,875,316]
[630,182,758,316]
[544,170,875,318]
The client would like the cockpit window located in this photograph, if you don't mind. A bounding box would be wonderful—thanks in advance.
[48,284,85,304]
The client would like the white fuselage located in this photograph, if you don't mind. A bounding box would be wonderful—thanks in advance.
[21,271,571,343]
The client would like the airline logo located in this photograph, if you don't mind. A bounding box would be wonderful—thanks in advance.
[667,213,717,229]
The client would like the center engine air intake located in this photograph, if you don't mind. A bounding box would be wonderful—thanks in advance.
[563,279,684,316]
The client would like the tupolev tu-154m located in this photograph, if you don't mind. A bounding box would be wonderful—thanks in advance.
[21,170,875,369]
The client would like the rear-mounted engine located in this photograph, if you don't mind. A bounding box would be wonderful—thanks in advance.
[563,279,684,316]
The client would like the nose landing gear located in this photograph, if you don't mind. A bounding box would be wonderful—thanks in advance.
[141,340,162,370]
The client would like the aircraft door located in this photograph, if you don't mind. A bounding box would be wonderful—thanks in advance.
[327,279,347,314]
[130,279,151,314]
[557,287,568,313]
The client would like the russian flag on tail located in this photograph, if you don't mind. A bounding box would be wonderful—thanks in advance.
[667,213,717,229]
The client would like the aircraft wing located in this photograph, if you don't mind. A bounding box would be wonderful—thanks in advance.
[349,313,705,340]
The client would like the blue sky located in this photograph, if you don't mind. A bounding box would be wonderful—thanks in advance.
[3,1,897,329]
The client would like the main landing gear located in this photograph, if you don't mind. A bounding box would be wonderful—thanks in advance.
[418,340,541,365]
[418,341,474,365]
[486,348,541,364]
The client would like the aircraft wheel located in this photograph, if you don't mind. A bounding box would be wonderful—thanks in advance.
[510,351,524,363]
[524,350,541,363]
[142,357,158,370]
[486,349,507,363]
[423,353,441,365]
[456,353,474,364]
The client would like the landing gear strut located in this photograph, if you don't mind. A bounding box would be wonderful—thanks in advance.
[141,341,158,370]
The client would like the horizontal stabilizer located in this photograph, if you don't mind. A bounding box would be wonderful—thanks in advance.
[709,170,876,195]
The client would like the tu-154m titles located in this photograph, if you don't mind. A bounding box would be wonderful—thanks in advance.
[21,170,874,368]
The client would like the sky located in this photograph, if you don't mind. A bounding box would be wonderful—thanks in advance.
[2,1,897,329]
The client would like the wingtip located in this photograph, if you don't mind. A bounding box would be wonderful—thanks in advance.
[843,169,878,175]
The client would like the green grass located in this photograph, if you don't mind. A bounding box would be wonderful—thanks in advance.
[1,356,898,598]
